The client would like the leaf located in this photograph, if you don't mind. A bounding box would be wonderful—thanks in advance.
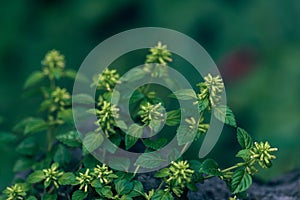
[154,168,170,178]
[72,94,95,105]
[0,132,17,143]
[83,132,104,153]
[16,137,39,156]
[72,190,88,200]
[127,181,144,198]
[165,110,181,126]
[108,157,130,172]
[189,160,202,171]
[24,71,44,88]
[115,179,133,195]
[95,186,113,198]
[122,68,146,82]
[125,124,143,150]
[24,118,48,135]
[143,138,168,150]
[115,120,128,130]
[236,149,251,161]
[231,169,252,194]
[176,125,195,145]
[13,157,33,172]
[151,190,174,200]
[237,128,253,149]
[135,152,165,169]
[57,109,73,124]
[53,144,71,165]
[59,172,77,185]
[198,98,209,112]
[27,170,45,183]
[27,196,38,200]
[91,179,102,188]
[129,90,145,104]
[213,105,237,127]
[171,89,197,100]
[200,159,222,176]
[64,69,77,79]
[42,194,57,200]
[56,131,81,147]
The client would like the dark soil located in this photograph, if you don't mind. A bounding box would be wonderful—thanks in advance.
[138,170,300,200]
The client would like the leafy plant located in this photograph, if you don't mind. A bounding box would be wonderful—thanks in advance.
[1,44,277,200]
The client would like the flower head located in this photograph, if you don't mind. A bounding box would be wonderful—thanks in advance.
[43,163,64,188]
[146,42,172,65]
[91,68,121,91]
[93,164,117,184]
[250,141,278,168]
[138,102,165,125]
[76,169,93,192]
[3,184,26,200]
[42,50,65,69]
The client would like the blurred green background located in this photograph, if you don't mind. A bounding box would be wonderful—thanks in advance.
[1,0,300,189]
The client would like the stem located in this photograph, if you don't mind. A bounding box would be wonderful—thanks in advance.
[156,181,164,191]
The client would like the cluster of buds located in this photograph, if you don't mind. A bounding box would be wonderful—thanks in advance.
[146,42,172,66]
[50,87,71,111]
[3,184,26,200]
[185,116,210,138]
[95,97,120,137]
[138,102,165,125]
[91,68,121,91]
[75,169,93,192]
[197,74,224,108]
[250,141,278,169]
[42,50,65,80]
[93,164,117,184]
[43,163,64,188]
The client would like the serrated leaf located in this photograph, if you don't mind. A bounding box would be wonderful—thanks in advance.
[122,68,146,82]
[16,137,39,156]
[200,159,222,176]
[176,125,195,145]
[24,118,48,135]
[27,170,45,183]
[24,71,44,89]
[236,149,251,161]
[64,69,77,79]
[42,194,57,200]
[127,181,143,198]
[237,128,253,149]
[0,132,17,143]
[151,190,174,200]
[91,179,102,188]
[231,169,252,194]
[213,105,237,127]
[96,186,113,198]
[72,190,88,200]
[115,179,133,195]
[143,138,168,150]
[135,152,165,169]
[57,109,73,124]
[154,168,170,178]
[53,144,71,165]
[125,124,143,150]
[83,132,104,153]
[56,131,81,147]
[58,172,77,185]
[108,157,130,172]
[13,157,33,172]
[165,110,181,126]
[171,89,197,100]
[72,94,95,105]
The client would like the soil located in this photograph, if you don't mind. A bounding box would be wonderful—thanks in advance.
[138,170,300,200]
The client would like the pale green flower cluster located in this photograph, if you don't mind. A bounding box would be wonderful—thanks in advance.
[146,42,172,65]
[43,163,64,188]
[91,68,121,91]
[138,102,165,125]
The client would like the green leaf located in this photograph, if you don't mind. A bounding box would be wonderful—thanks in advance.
[231,169,252,194]
[24,71,44,88]
[72,190,88,200]
[176,125,195,145]
[154,168,170,178]
[24,118,48,135]
[95,186,113,198]
[237,128,253,149]
[129,90,144,104]
[198,98,209,112]
[57,109,73,124]
[115,179,133,195]
[125,124,143,150]
[200,159,222,176]
[16,137,39,156]
[171,89,197,100]
[56,131,81,147]
[91,179,102,188]
[213,105,237,127]
[236,149,251,161]
[83,132,104,152]
[108,157,130,172]
[42,194,57,200]
[27,196,38,200]
[122,68,146,82]
[151,190,174,200]
[0,132,16,143]
[72,94,95,105]
[58,172,77,185]
[27,170,45,183]
[189,160,201,171]
[115,120,128,130]
[143,138,167,150]
[165,110,181,126]
[127,180,144,197]
[13,157,33,172]
[135,152,165,169]
[53,144,71,165]
[64,69,77,79]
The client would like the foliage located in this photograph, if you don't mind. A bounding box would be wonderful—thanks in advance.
[0,45,277,200]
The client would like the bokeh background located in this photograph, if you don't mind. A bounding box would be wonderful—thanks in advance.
[1,0,300,190]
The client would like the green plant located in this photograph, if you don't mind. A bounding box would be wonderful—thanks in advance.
[0,44,277,200]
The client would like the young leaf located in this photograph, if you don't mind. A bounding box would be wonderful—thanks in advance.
[165,110,181,126]
[231,169,252,194]
[143,138,167,150]
[24,71,44,89]
[16,137,39,156]
[59,172,77,185]
[24,118,48,135]
[213,105,237,127]
[200,159,222,176]
[95,186,113,198]
[135,152,165,169]
[56,131,81,148]
[127,180,144,198]
[57,109,73,124]
[72,93,95,105]
[53,144,71,165]
[0,132,16,143]
[151,190,174,200]
[125,124,143,150]
[171,89,197,100]
[237,128,253,149]
[83,132,104,152]
[27,170,45,183]
[176,125,195,145]
[235,149,251,161]
[13,157,34,172]
[115,179,133,195]
[72,190,88,200]
[154,168,170,178]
